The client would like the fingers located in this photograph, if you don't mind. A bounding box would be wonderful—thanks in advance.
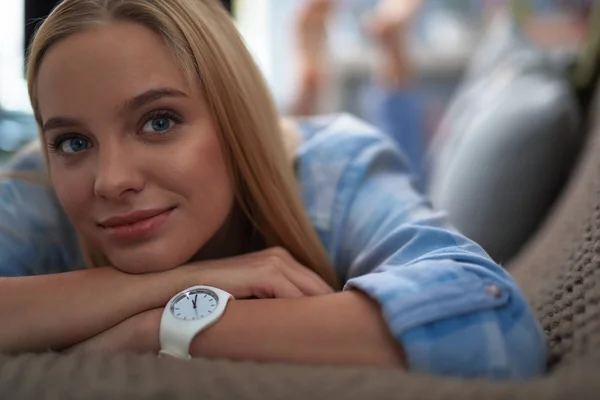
[269,275,306,299]
[228,247,333,296]
[185,247,335,300]
[285,259,335,296]
[261,247,335,297]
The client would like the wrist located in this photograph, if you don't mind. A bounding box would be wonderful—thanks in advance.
[135,269,194,352]
[165,265,200,295]
[140,308,163,353]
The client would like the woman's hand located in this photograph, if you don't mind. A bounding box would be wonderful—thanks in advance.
[178,247,335,299]
[69,308,162,354]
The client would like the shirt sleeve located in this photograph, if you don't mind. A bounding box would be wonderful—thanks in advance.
[334,134,547,379]
[0,150,82,277]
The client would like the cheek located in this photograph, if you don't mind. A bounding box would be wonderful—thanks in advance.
[167,133,234,217]
[50,165,94,228]
[194,146,232,203]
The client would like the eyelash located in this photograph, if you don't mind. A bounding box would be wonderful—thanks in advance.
[47,133,81,154]
[47,109,184,155]
[140,109,184,133]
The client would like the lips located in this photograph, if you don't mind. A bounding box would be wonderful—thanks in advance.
[98,207,176,241]
[99,208,173,228]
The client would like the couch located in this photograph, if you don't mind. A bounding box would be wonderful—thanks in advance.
[1,82,600,399]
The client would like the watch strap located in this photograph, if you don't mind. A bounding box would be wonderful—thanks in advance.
[159,286,233,359]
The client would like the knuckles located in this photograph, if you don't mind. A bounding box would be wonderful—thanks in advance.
[260,247,291,274]
[264,246,290,260]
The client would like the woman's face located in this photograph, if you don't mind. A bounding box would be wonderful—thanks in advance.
[36,22,235,273]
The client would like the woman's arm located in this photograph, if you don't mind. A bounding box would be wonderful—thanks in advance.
[334,120,546,378]
[74,291,406,368]
[0,267,187,353]
[189,291,405,367]
[1,247,338,354]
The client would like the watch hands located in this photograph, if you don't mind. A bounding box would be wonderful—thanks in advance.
[192,294,198,309]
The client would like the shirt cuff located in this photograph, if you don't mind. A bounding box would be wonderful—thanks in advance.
[343,260,545,378]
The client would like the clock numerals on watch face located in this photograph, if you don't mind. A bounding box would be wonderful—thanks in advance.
[170,289,219,321]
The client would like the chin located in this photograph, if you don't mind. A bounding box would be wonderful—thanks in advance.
[91,224,213,274]
[104,245,193,274]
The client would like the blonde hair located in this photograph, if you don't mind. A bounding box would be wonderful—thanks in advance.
[26,0,339,288]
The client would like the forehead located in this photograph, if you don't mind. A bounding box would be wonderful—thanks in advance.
[36,21,191,121]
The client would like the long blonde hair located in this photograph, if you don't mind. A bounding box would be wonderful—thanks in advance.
[26,0,339,288]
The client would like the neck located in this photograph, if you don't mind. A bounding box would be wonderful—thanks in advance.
[191,203,264,262]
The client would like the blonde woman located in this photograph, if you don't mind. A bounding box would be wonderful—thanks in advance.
[0,0,546,378]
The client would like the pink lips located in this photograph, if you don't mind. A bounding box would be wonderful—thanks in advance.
[98,207,175,241]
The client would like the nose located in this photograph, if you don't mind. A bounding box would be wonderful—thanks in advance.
[94,145,145,200]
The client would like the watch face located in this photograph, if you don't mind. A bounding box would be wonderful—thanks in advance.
[170,288,219,321]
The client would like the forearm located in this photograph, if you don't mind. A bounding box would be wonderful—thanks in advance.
[147,290,406,367]
[0,267,186,353]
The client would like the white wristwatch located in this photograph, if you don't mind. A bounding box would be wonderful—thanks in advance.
[159,285,234,359]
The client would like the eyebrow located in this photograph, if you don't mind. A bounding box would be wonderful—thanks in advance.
[42,87,189,134]
[119,87,188,116]
[42,116,81,134]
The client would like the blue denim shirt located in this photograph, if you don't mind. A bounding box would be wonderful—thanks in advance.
[0,114,546,379]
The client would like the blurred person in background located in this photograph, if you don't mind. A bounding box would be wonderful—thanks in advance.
[291,0,426,187]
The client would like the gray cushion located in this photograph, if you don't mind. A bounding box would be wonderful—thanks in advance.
[428,14,582,263]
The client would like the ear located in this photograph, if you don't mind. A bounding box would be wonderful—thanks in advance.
[279,117,302,164]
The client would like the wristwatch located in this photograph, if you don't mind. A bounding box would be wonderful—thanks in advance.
[159,285,234,359]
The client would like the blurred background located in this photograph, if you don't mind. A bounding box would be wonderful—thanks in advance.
[234,0,591,135]
[0,0,592,161]
[0,0,598,265]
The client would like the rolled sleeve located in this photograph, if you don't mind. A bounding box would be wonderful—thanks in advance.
[335,135,546,379]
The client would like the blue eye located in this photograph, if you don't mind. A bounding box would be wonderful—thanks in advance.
[142,117,174,134]
[58,137,92,154]
[140,110,182,136]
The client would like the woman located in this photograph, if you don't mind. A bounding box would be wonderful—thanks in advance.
[0,0,545,378]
